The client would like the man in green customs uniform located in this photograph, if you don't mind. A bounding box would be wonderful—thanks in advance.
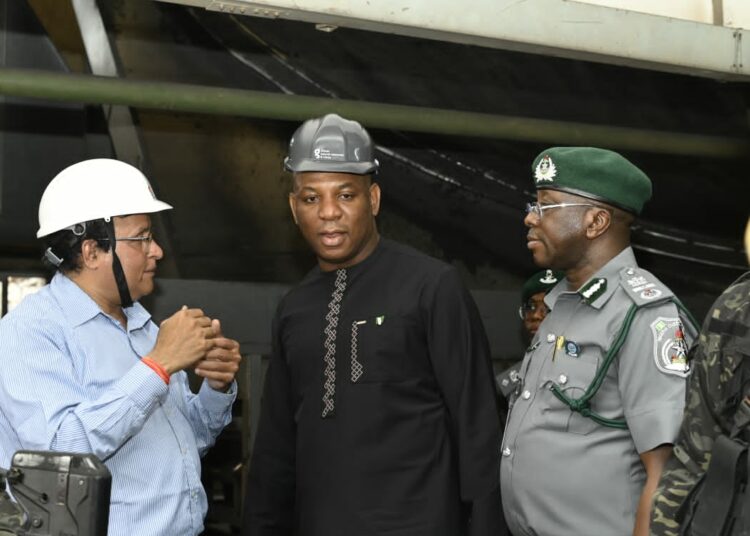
[650,218,750,535]
[500,147,697,536]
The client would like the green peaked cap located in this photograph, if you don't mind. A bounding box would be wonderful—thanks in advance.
[531,147,652,215]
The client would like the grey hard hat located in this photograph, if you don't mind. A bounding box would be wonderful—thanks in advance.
[284,113,379,175]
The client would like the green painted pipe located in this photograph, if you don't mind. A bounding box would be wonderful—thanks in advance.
[0,67,746,158]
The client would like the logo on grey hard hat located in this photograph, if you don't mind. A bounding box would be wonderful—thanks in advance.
[313,147,345,161]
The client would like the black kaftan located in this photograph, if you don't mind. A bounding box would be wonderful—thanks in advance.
[244,239,504,536]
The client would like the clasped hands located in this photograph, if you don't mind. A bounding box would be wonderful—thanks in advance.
[149,306,241,392]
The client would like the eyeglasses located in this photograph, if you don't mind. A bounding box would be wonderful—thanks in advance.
[518,301,551,319]
[103,232,155,250]
[525,202,600,220]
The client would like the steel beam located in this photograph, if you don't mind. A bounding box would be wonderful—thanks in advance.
[155,0,750,81]
[71,0,178,276]
[71,0,145,169]
[0,67,745,157]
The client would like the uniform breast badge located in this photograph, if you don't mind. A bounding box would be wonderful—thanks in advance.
[564,340,580,358]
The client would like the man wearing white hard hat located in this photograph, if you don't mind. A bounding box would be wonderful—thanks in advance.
[0,159,241,536]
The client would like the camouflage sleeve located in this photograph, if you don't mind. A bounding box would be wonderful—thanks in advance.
[650,342,720,535]
[650,276,750,535]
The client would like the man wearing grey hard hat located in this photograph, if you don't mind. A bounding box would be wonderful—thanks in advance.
[244,114,506,535]
[500,147,698,536]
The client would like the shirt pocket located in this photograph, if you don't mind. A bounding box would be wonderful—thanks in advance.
[539,357,599,435]
[716,338,750,412]
[348,314,414,383]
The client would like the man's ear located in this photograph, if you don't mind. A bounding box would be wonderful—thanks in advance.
[585,208,612,240]
[369,182,381,217]
[80,239,103,270]
[288,192,299,225]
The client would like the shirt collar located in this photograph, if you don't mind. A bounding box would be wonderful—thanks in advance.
[545,246,637,310]
[51,273,152,330]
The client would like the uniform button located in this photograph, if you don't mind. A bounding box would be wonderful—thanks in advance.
[546,333,556,343]
[522,390,531,400]
[502,447,511,457]
[558,374,568,385]
[626,268,635,275]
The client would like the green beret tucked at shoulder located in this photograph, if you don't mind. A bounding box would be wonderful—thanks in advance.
[531,147,652,214]
[522,269,564,303]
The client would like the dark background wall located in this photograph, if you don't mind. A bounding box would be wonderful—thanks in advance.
[1,1,746,324]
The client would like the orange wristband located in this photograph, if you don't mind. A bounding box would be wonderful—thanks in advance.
[142,356,170,385]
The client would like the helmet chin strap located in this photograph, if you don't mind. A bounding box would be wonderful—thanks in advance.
[104,218,134,308]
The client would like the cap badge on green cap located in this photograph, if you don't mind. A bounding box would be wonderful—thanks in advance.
[540,270,558,284]
[534,155,557,183]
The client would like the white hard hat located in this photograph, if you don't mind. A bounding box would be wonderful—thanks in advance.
[37,159,173,238]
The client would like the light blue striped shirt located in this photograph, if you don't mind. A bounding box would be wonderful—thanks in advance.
[0,273,236,536]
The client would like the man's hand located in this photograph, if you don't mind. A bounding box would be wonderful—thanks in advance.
[195,319,241,392]
[149,307,216,375]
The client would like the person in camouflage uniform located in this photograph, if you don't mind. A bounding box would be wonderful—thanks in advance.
[651,221,750,535]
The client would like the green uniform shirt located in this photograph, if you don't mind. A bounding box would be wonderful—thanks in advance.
[501,247,694,536]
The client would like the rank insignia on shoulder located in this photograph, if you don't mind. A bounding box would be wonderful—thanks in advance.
[640,288,663,300]
[650,317,690,377]
[620,267,673,306]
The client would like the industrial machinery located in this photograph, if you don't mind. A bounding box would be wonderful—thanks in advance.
[0,451,110,536]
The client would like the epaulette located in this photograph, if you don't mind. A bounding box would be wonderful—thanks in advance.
[619,266,674,307]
